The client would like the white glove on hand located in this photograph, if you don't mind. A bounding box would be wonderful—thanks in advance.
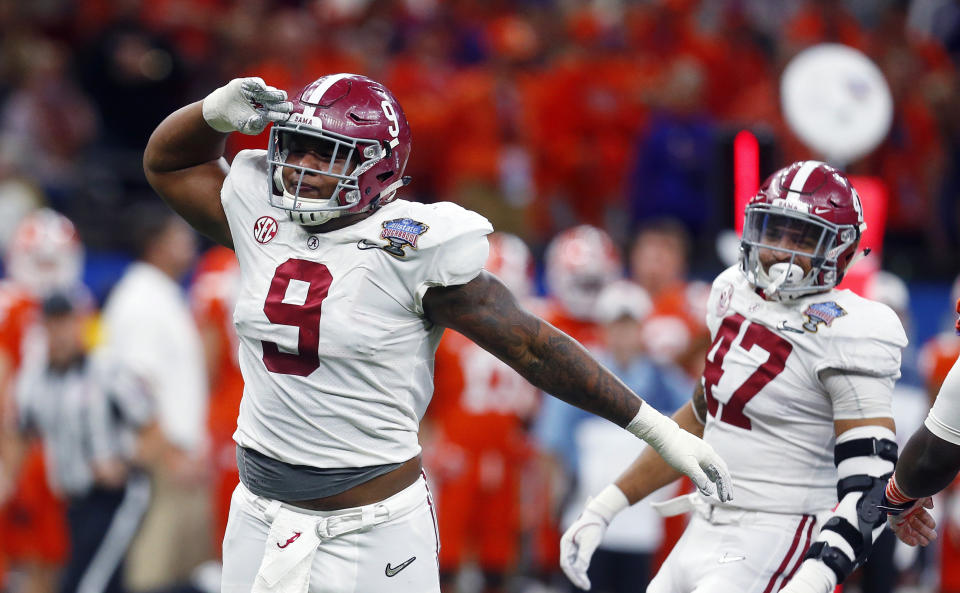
[202,77,293,135]
[779,560,837,593]
[560,485,628,590]
[627,404,733,501]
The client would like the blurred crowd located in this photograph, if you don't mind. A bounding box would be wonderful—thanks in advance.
[2,0,960,593]
[1,0,960,275]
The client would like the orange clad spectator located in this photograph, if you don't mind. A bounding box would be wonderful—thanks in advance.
[784,0,867,52]
[226,9,363,158]
[0,210,83,593]
[427,233,542,593]
[189,246,242,555]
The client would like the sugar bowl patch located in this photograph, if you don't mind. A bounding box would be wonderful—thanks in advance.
[357,218,429,258]
[802,301,846,332]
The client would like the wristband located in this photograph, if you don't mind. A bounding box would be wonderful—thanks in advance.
[586,484,629,523]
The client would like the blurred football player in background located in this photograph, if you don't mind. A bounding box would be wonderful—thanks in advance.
[0,209,82,593]
[540,280,691,593]
[2,291,163,593]
[190,245,243,557]
[142,73,731,593]
[560,161,908,593]
[425,232,541,593]
[629,219,710,379]
[533,224,622,581]
[100,205,211,591]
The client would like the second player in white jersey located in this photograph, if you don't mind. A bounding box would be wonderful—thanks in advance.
[561,160,907,593]
[702,265,905,515]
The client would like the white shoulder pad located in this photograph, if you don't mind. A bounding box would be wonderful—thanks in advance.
[812,291,907,378]
[704,265,749,330]
[392,201,493,314]
[221,149,268,211]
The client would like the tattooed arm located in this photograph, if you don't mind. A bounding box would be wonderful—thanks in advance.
[423,270,639,426]
[423,272,731,501]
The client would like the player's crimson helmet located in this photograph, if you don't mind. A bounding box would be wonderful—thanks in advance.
[6,209,83,298]
[545,225,622,320]
[267,73,412,226]
[741,160,866,300]
[485,233,534,299]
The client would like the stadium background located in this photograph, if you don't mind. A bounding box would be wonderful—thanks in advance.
[2,0,960,592]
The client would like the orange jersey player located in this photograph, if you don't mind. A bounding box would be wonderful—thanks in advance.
[190,245,243,553]
[426,233,541,593]
[0,209,83,592]
[532,225,623,577]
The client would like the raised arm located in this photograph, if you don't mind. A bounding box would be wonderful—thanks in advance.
[143,77,292,248]
[423,272,730,499]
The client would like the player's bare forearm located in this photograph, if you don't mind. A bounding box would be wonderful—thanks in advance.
[894,425,960,498]
[143,101,233,247]
[144,101,228,174]
[423,272,641,426]
[615,401,705,503]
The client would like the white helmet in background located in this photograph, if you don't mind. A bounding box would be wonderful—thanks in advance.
[6,208,83,298]
[545,225,621,320]
[485,232,534,300]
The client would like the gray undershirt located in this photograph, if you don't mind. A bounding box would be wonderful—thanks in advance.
[237,446,403,501]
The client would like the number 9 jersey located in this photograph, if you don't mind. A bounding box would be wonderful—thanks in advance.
[700,265,907,515]
[222,150,493,470]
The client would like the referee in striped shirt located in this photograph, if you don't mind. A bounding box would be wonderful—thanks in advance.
[1,292,165,593]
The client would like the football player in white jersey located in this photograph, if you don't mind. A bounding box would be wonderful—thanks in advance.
[560,160,909,593]
[141,74,732,593]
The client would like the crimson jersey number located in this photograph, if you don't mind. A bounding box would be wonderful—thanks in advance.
[261,258,332,376]
[703,313,793,430]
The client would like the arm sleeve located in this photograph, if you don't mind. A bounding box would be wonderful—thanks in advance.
[925,354,960,445]
[411,204,493,314]
[821,369,895,421]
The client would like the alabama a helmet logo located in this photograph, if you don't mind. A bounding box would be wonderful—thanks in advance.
[357,218,429,258]
[802,301,846,332]
[254,216,279,244]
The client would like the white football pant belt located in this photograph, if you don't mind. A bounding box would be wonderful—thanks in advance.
[250,498,390,593]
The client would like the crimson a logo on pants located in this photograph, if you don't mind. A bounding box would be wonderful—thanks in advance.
[254,216,279,244]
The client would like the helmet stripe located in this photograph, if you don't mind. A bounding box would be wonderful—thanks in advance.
[788,160,822,194]
[302,73,352,117]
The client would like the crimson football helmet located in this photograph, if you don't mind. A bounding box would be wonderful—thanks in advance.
[545,225,622,320]
[267,73,412,226]
[485,232,534,299]
[6,208,83,298]
[741,160,866,300]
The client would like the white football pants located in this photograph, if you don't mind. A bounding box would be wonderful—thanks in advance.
[222,476,441,593]
[648,505,823,593]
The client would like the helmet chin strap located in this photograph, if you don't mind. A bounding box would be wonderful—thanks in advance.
[764,262,804,298]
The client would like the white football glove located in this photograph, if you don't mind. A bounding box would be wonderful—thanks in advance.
[779,560,837,593]
[560,485,628,590]
[202,77,293,135]
[627,404,733,502]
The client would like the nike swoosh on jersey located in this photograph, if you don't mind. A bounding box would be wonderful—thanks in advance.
[385,556,417,577]
[718,553,746,564]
